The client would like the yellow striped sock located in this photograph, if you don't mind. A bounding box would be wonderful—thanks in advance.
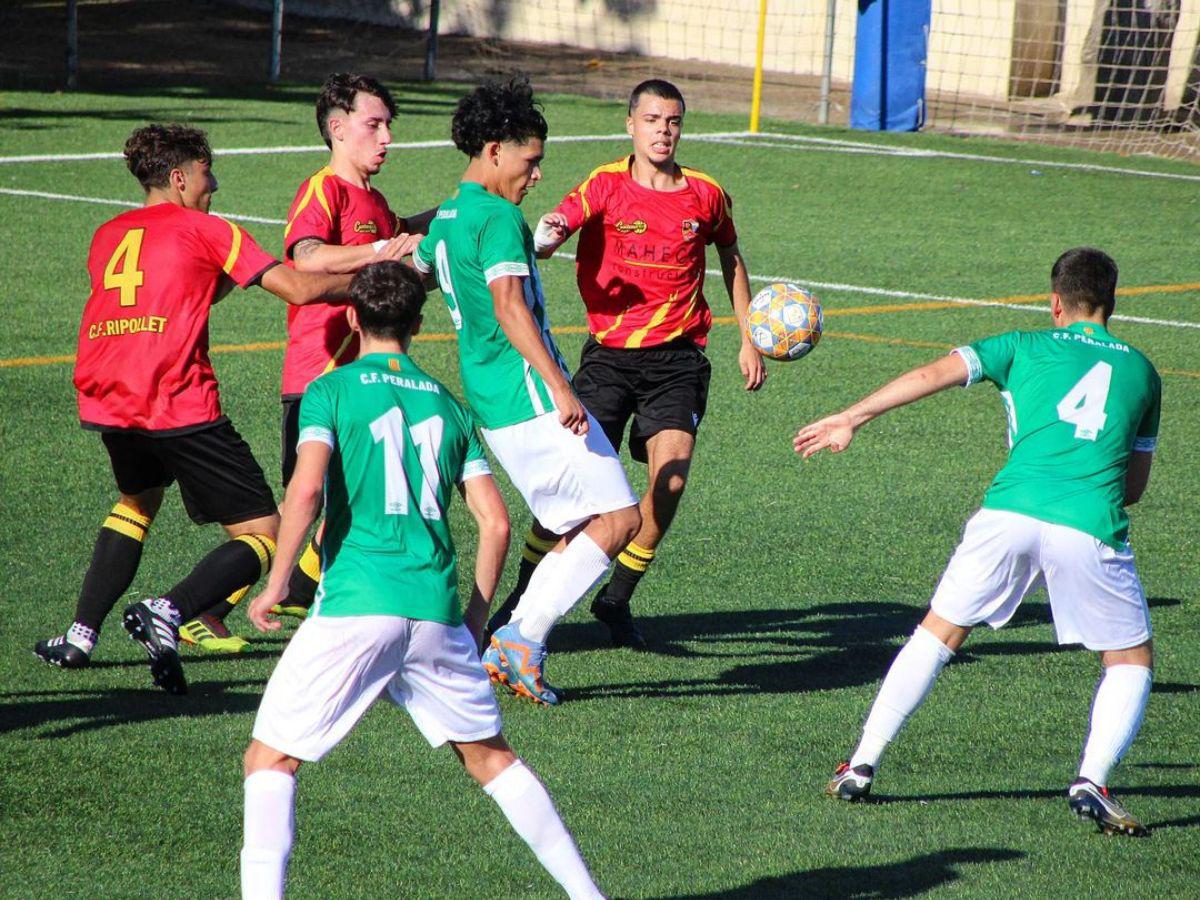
[298,539,321,582]
[103,503,151,542]
[521,528,558,565]
[617,541,655,574]
[234,533,277,579]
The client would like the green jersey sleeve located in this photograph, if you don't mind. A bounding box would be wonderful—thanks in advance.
[413,233,434,275]
[456,406,492,483]
[478,205,531,284]
[296,379,336,450]
[957,331,1023,388]
[1133,370,1162,452]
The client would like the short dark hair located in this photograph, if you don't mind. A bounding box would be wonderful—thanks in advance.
[316,73,397,149]
[124,124,212,191]
[1051,247,1118,319]
[451,76,548,158]
[350,261,426,343]
[628,79,686,116]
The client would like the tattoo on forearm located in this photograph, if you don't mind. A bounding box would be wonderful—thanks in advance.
[292,238,323,261]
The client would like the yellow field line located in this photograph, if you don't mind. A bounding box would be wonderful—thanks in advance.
[5,287,1197,375]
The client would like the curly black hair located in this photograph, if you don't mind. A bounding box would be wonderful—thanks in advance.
[123,124,212,190]
[451,76,548,158]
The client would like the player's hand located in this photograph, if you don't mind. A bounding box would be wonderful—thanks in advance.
[552,383,589,435]
[794,413,856,458]
[534,213,570,253]
[739,341,766,391]
[247,585,287,632]
[374,233,419,260]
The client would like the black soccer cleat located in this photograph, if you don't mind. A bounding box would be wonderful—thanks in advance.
[1068,778,1148,837]
[827,762,874,801]
[122,600,188,696]
[590,590,647,650]
[33,635,91,669]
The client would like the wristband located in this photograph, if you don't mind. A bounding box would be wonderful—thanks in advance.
[372,239,388,252]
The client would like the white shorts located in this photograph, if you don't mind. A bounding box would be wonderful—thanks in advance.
[481,410,638,534]
[252,615,503,761]
[930,508,1151,651]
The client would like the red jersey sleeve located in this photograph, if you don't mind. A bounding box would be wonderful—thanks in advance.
[709,185,737,248]
[555,167,611,233]
[283,168,338,257]
[195,215,279,288]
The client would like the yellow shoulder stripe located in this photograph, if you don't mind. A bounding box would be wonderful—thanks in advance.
[575,156,631,220]
[284,166,335,241]
[218,217,243,276]
[680,165,732,218]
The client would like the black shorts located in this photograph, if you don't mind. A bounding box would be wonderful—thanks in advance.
[101,420,276,526]
[281,395,302,487]
[573,337,711,463]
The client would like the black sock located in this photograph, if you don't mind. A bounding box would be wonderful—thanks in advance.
[167,534,275,622]
[604,542,655,606]
[73,504,151,632]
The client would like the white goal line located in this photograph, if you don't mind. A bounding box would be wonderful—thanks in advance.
[1,185,1195,330]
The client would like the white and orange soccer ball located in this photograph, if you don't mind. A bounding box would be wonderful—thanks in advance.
[745,282,822,361]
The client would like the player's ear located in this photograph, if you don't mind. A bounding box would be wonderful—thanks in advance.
[485,140,502,166]
[346,305,359,334]
[625,116,635,138]
[1050,292,1064,323]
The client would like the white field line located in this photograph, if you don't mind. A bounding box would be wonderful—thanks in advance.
[5,127,1200,183]
[0,131,753,165]
[2,185,1195,329]
[739,131,1200,183]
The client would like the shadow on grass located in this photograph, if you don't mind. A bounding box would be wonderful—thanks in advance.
[550,601,1063,701]
[0,679,263,739]
[655,847,1025,899]
[872,783,1200,804]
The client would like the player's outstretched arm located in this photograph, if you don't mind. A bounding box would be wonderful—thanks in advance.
[291,234,420,274]
[794,352,969,458]
[717,241,766,392]
[259,265,353,306]
[533,212,572,260]
[459,474,510,646]
[1125,450,1154,505]
[490,275,589,435]
[247,442,331,631]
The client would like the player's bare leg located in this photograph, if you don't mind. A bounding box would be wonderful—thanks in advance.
[829,610,969,800]
[1070,640,1153,836]
[34,487,164,668]
[593,429,694,648]
[487,506,640,704]
[453,735,604,899]
[241,740,303,900]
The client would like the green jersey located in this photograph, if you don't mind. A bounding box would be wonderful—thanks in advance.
[297,353,492,623]
[957,322,1161,548]
[414,182,571,430]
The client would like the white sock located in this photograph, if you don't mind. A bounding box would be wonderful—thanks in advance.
[1078,664,1152,786]
[241,770,296,900]
[511,535,612,643]
[484,760,603,900]
[67,622,98,654]
[509,550,564,638]
[850,626,954,770]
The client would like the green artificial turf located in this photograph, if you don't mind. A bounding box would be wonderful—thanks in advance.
[1,84,1197,898]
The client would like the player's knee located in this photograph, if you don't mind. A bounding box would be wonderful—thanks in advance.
[606,504,641,546]
[244,740,300,777]
[119,486,164,521]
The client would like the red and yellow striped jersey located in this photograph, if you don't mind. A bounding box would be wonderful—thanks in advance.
[281,167,402,396]
[555,156,736,349]
[74,203,277,433]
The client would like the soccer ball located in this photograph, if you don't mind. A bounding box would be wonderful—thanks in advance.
[745,282,822,361]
